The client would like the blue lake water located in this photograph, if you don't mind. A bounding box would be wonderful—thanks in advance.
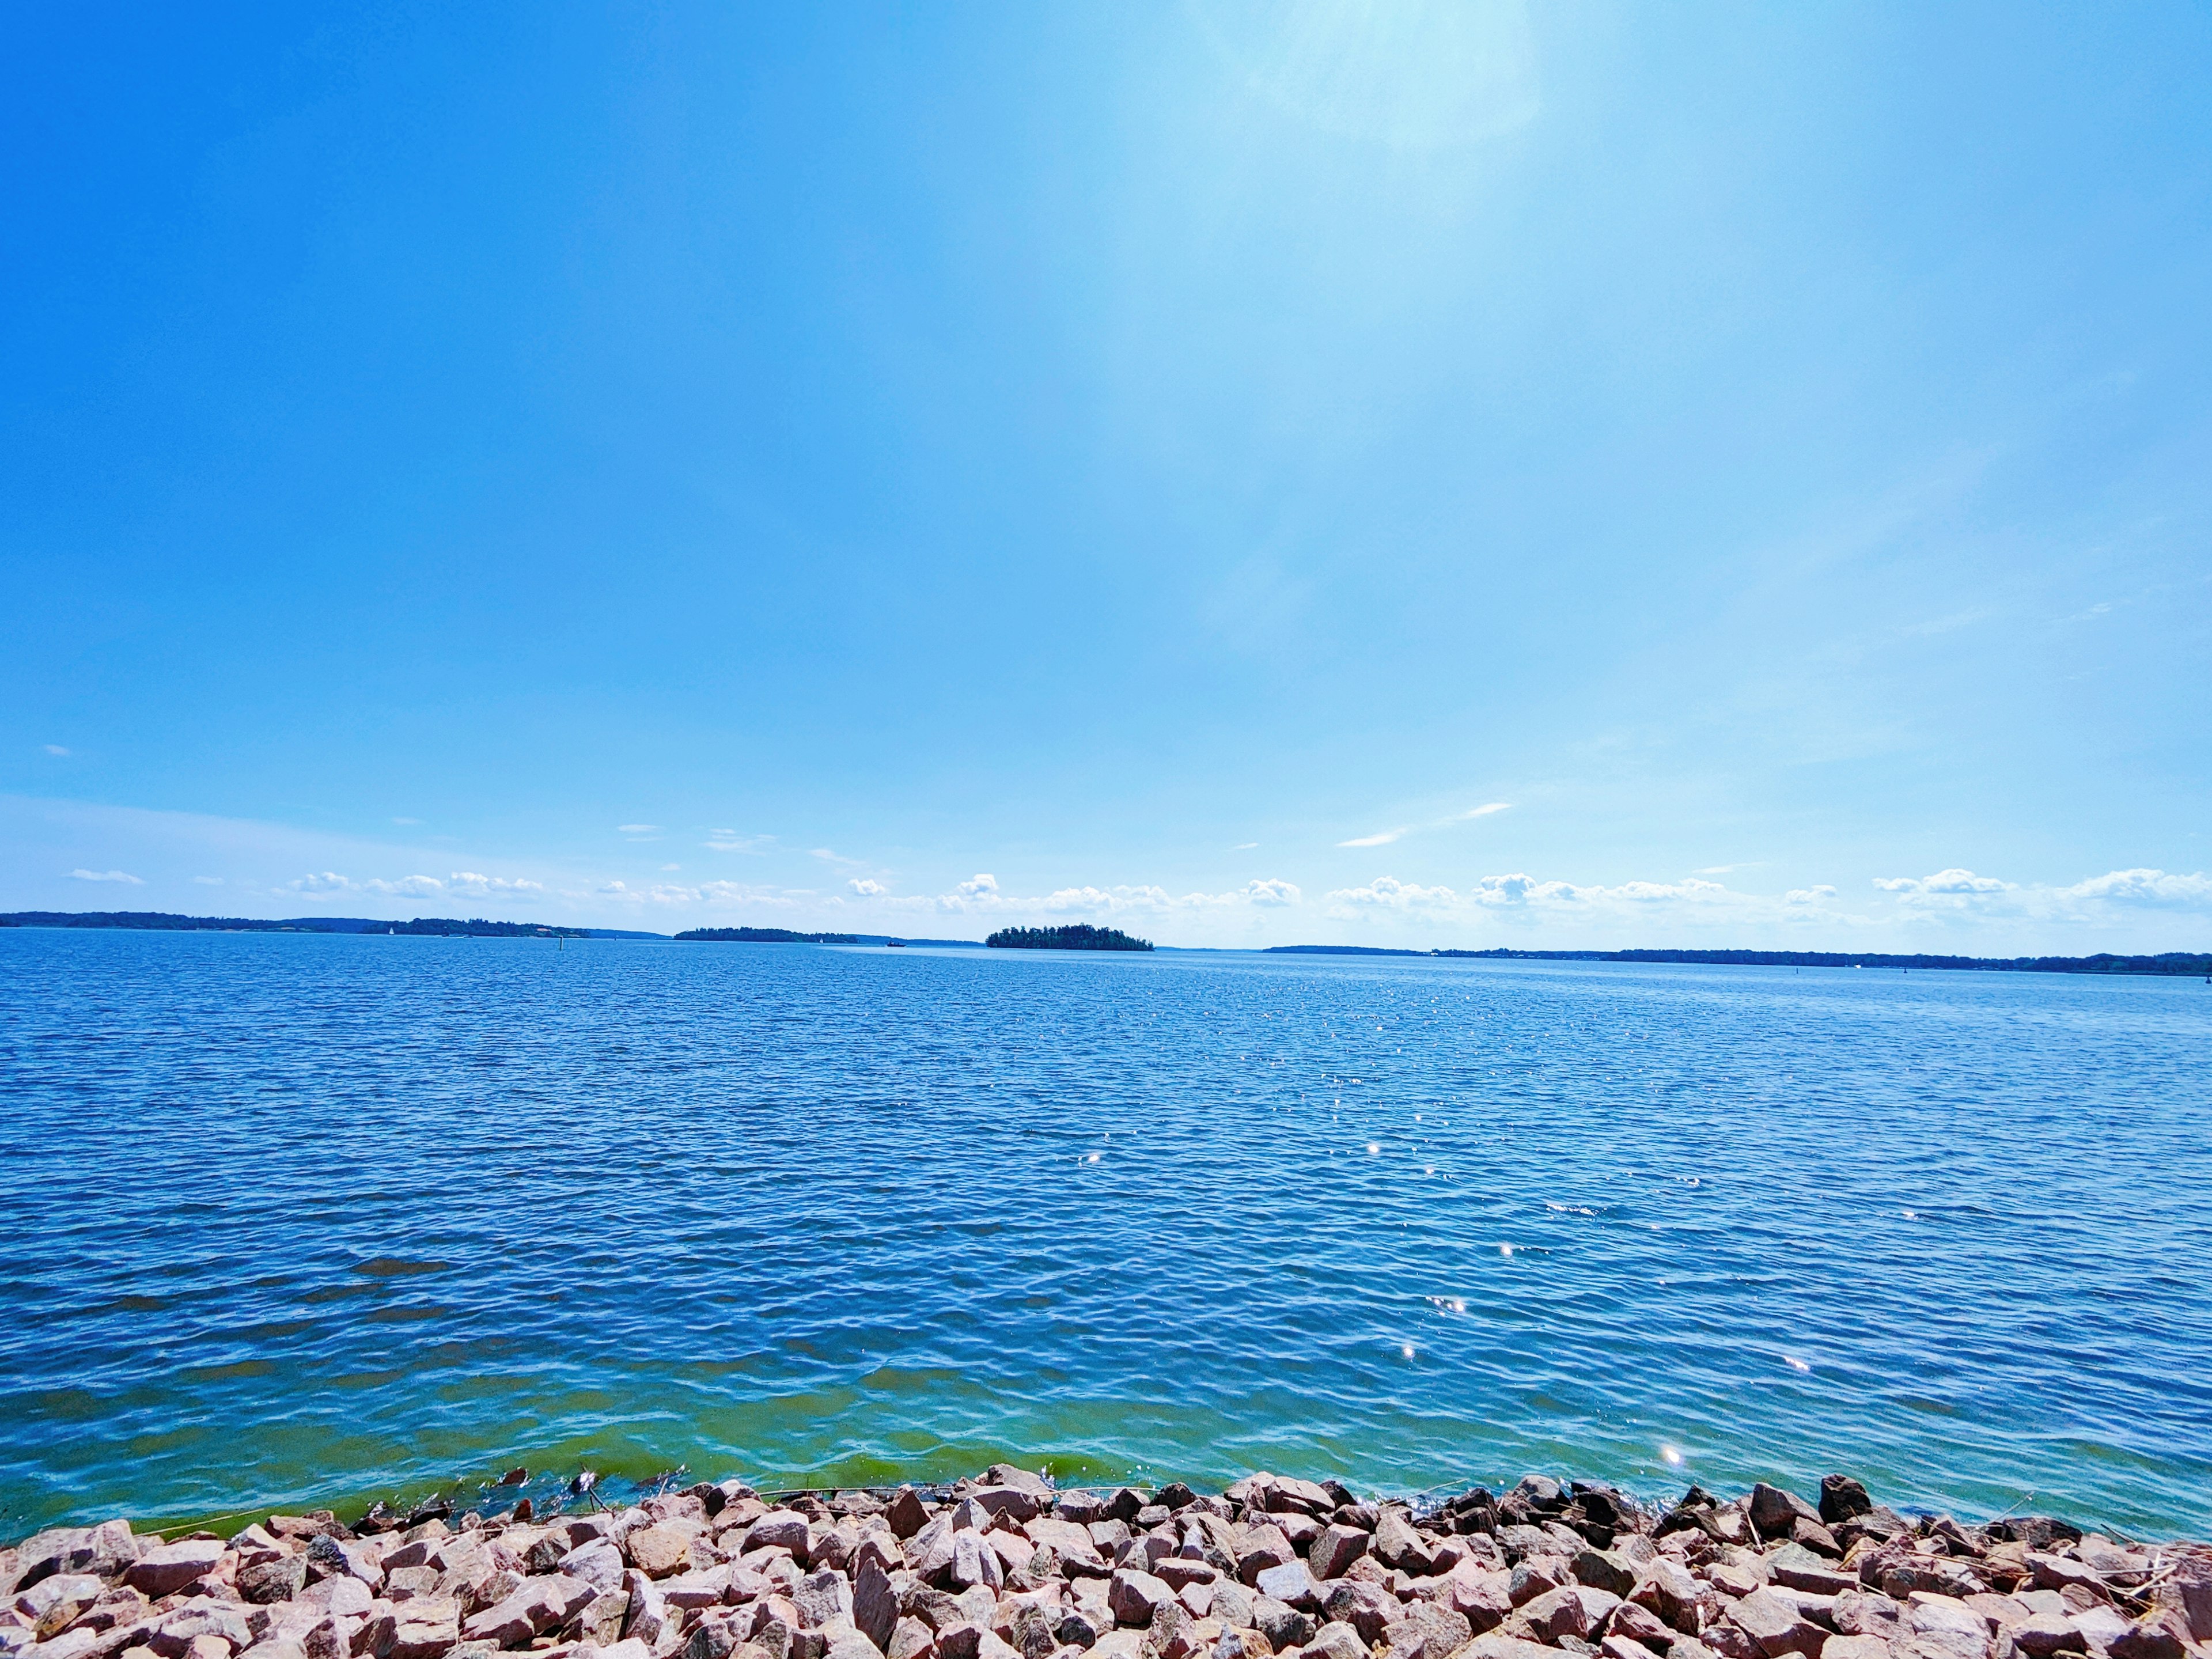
[3,927,2209,1539]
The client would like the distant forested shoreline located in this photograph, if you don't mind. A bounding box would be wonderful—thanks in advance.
[1268,944,2212,977]
[985,924,1153,952]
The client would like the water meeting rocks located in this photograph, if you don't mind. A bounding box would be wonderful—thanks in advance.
[3,1475,2207,1659]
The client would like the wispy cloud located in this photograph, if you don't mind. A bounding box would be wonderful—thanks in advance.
[43,745,70,757]
[392,817,421,826]
[618,824,661,839]
[192,876,224,885]
[811,847,866,868]
[1339,801,1512,849]
[1233,842,1259,850]
[704,832,774,853]
[68,868,142,884]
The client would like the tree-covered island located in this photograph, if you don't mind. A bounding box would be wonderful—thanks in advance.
[984,923,1153,951]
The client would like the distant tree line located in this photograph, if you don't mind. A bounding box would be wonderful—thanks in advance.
[1263,944,2212,978]
[985,924,1153,952]
[676,927,863,944]
[0,911,588,938]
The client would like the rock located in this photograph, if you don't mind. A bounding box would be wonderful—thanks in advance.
[1833,1593,1903,1641]
[1770,1550,1854,1599]
[1251,1566,1321,1615]
[562,1547,628,1600]
[1633,1562,1708,1635]
[1726,1588,1828,1659]
[1466,1636,1578,1659]
[1381,1604,1471,1659]
[1819,1485,1873,1528]
[240,1561,311,1608]
[1901,1597,1991,1659]
[1107,1573,1173,1630]
[2010,1615,2084,1658]
[1604,1601,1675,1653]
[460,1574,594,1647]
[1516,1587,1594,1645]
[885,1497,930,1546]
[1576,1553,1639,1599]
[1371,1514,1432,1578]
[1250,1599,1310,1653]
[1321,1580,1399,1645]
[889,1619,936,1659]
[796,1574,855,1632]
[1051,1611,1099,1653]
[1304,1623,1367,1659]
[387,1601,460,1659]
[1448,1571,1513,1634]
[1153,1561,1217,1593]
[1823,1641,1889,1659]
[628,1530,698,1583]
[581,1590,634,1647]
[947,1538,1001,1596]
[1305,1532,1367,1585]
[851,1561,897,1654]
[745,1518,815,1565]
[1605,1638,1660,1659]
[1234,1530,1294,1589]
[965,1494,1040,1528]
[1509,1559,1569,1607]
[127,1542,226,1600]
[1748,1490,1821,1545]
[2106,1612,2192,1659]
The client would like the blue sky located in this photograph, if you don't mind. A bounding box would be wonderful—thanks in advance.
[4,2,2209,949]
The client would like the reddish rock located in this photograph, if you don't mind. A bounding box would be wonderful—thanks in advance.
[1726,1588,1828,1659]
[459,1574,593,1647]
[1308,1529,1369,1584]
[127,1542,226,1600]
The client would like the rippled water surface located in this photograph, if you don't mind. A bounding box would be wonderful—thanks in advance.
[4,929,2210,1537]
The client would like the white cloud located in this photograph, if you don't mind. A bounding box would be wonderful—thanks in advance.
[68,868,143,884]
[192,876,224,885]
[705,834,773,853]
[848,878,889,897]
[1456,803,1513,820]
[44,745,70,756]
[931,871,1302,918]
[811,847,865,868]
[365,874,446,897]
[2058,868,2212,907]
[1786,885,1839,905]
[1873,868,2013,896]
[1338,828,1406,847]
[392,817,421,826]
[1328,876,1460,910]
[618,824,660,836]
[445,872,543,899]
[1233,842,1259,850]
[289,871,355,894]
[1330,871,1734,916]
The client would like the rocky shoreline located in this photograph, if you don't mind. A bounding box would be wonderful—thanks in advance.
[5,1471,2208,1659]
